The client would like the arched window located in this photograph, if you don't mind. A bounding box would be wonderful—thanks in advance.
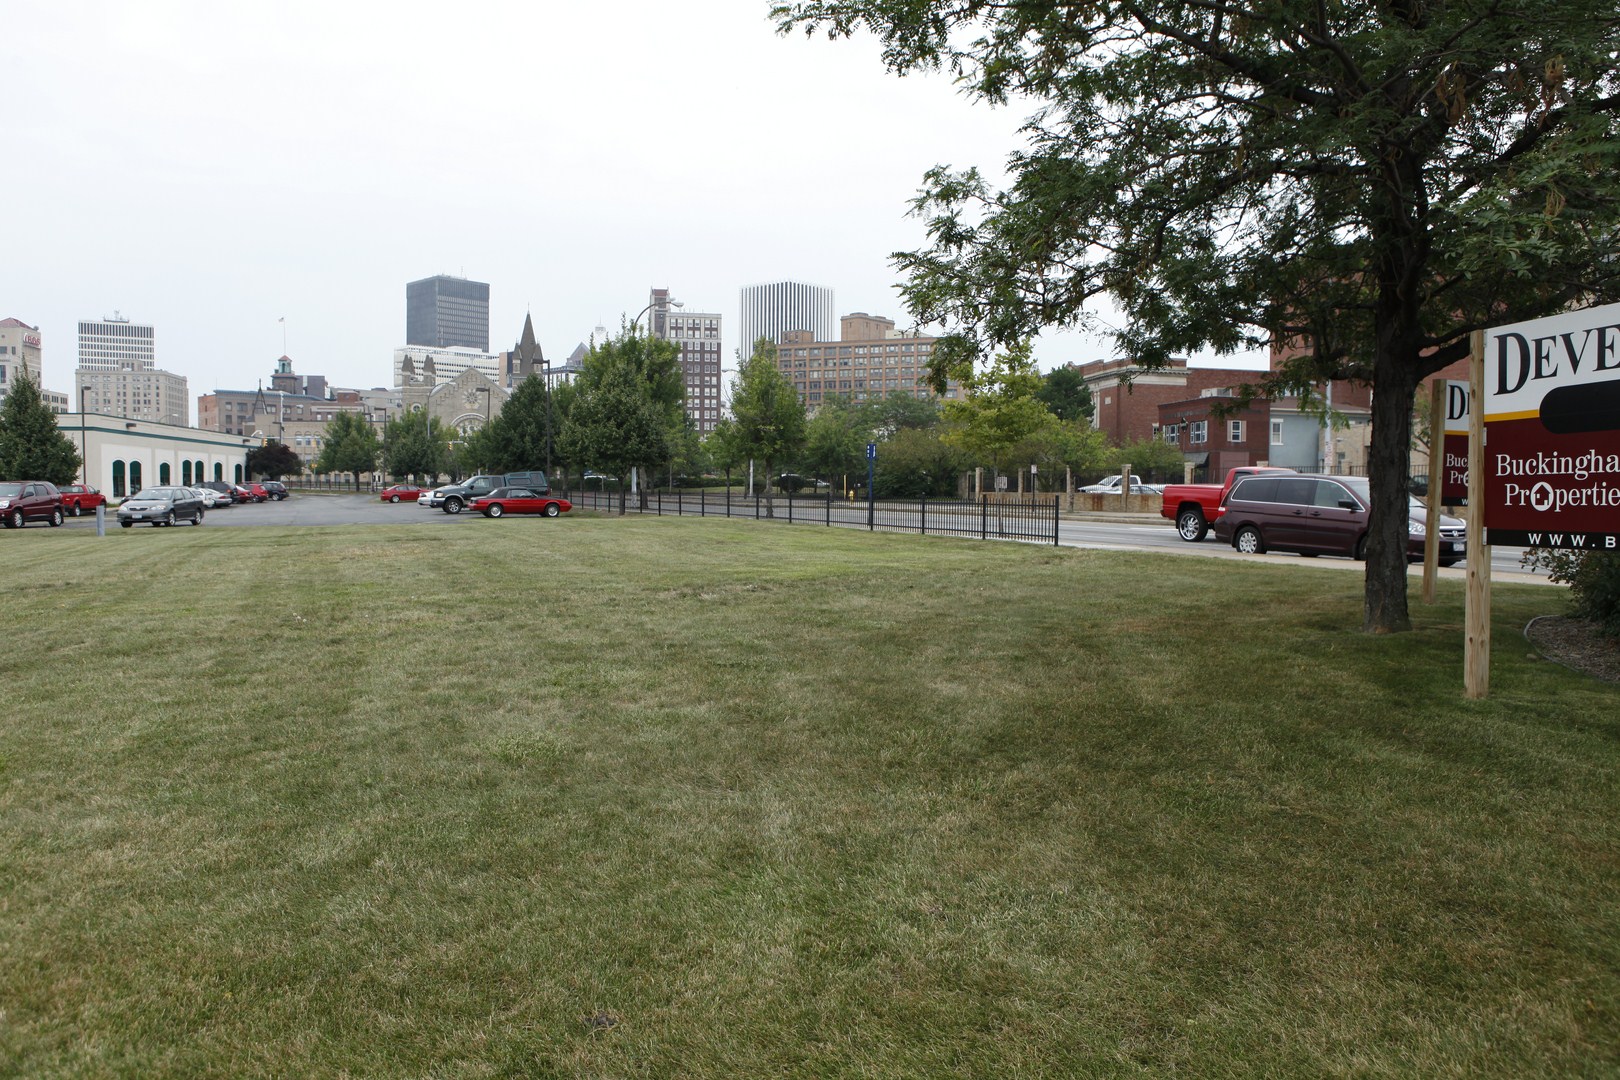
[159,462,171,484]
[181,461,192,485]
[214,462,223,481]
[112,460,126,498]
[234,464,243,483]
[129,461,143,492]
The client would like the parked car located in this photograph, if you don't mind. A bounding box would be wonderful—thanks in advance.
[117,486,206,528]
[245,483,271,502]
[0,481,65,528]
[775,473,831,493]
[381,484,425,503]
[230,483,255,503]
[191,485,227,508]
[469,487,573,518]
[58,483,106,516]
[1160,466,1297,541]
[200,480,238,504]
[1213,473,1466,564]
[261,481,289,500]
[1080,475,1161,495]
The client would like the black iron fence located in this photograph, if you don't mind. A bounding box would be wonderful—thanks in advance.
[568,488,1060,546]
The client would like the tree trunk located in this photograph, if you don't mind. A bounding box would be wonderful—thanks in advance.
[1363,344,1421,634]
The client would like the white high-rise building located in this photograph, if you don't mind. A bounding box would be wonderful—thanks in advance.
[392,345,501,389]
[78,314,155,373]
[738,281,835,361]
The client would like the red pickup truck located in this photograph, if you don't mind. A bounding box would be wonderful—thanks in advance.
[1161,466,1295,541]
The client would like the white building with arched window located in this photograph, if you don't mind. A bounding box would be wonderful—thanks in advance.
[65,412,253,497]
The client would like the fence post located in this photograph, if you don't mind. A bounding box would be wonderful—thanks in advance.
[826,491,831,527]
[980,495,988,541]
[920,496,926,538]
[1052,496,1059,546]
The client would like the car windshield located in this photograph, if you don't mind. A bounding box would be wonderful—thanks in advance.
[131,488,172,500]
[0,483,23,497]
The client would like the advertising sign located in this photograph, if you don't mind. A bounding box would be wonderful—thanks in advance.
[1440,380,1469,505]
[1483,301,1620,548]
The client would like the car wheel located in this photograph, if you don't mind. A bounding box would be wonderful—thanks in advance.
[488,504,504,518]
[7,510,22,529]
[543,502,560,518]
[1440,558,1460,568]
[193,508,204,525]
[1176,507,1208,542]
[390,494,400,503]
[120,520,133,528]
[71,502,83,517]
[445,498,463,515]
[1234,526,1265,554]
[164,511,175,527]
[1354,534,1368,561]
[50,508,64,527]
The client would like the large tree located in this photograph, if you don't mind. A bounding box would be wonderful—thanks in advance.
[246,440,302,481]
[557,359,672,515]
[1036,366,1094,424]
[942,341,1058,490]
[381,410,449,481]
[313,412,380,490]
[0,372,80,485]
[777,0,1620,633]
[728,339,808,507]
[474,375,559,476]
[577,326,686,500]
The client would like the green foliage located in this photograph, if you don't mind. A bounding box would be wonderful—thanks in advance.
[0,372,80,485]
[801,394,869,483]
[1108,437,1186,483]
[728,339,808,489]
[863,390,941,437]
[872,425,970,497]
[1523,549,1620,639]
[1035,366,1093,423]
[382,410,449,481]
[557,357,671,513]
[942,341,1056,474]
[1011,419,1111,490]
[474,376,556,474]
[777,0,1620,633]
[313,411,380,489]
[246,440,302,480]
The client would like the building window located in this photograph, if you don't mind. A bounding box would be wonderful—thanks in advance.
[1228,419,1245,443]
[1271,420,1285,445]
[1190,420,1208,444]
[1164,424,1180,445]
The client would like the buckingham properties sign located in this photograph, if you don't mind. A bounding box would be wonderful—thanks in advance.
[1484,301,1620,549]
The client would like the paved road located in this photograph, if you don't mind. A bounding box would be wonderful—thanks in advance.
[58,493,1549,583]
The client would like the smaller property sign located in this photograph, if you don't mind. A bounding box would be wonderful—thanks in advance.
[1483,301,1620,549]
[1440,380,1469,505]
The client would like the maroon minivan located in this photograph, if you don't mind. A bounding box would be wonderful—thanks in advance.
[1214,474,1466,565]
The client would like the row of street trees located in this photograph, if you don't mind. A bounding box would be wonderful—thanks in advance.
[226,328,1171,504]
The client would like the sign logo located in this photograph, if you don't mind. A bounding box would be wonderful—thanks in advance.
[1483,302,1620,549]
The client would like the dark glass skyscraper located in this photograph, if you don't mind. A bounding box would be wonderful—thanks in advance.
[406,275,490,351]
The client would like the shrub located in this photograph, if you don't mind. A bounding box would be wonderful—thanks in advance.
[1521,548,1620,638]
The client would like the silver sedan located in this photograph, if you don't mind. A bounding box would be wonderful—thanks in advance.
[118,486,206,528]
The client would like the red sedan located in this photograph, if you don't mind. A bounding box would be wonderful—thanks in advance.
[469,487,572,519]
[380,484,425,503]
[59,484,106,516]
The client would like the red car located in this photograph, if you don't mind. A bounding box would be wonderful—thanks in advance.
[59,484,107,516]
[245,483,271,502]
[469,487,572,519]
[380,484,425,504]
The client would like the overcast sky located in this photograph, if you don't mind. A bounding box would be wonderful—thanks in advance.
[7,0,1264,408]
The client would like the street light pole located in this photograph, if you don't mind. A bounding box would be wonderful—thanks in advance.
[627,294,682,499]
[79,385,92,485]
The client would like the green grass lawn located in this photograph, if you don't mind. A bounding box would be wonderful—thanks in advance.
[2,518,1615,1078]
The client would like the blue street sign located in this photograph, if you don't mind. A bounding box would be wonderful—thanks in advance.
[866,442,877,461]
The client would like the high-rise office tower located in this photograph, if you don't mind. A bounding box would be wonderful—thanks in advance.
[78,313,155,373]
[738,281,835,360]
[406,275,490,352]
